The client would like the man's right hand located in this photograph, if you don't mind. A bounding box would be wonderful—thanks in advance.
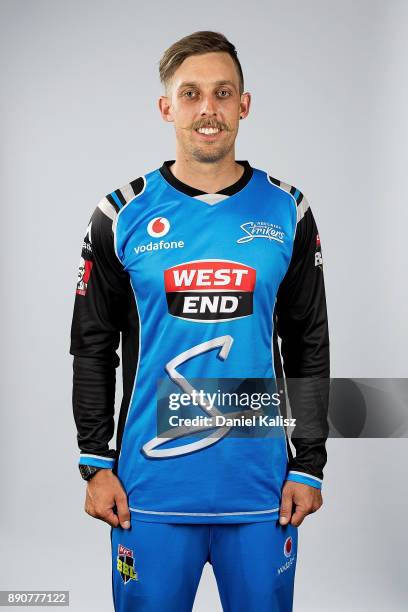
[84,469,131,529]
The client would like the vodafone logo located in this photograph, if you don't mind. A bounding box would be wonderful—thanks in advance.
[147,217,170,238]
[164,259,256,322]
[277,535,296,574]
[284,536,293,558]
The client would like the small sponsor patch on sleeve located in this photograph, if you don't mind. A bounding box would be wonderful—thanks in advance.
[315,233,323,268]
[76,221,94,296]
[76,258,93,296]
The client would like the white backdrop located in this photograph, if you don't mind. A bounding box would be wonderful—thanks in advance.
[1,1,407,610]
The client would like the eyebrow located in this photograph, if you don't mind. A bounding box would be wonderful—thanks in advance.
[177,80,237,92]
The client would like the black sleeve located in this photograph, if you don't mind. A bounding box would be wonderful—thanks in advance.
[275,198,330,487]
[69,202,131,469]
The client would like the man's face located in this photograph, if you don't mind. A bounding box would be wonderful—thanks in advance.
[160,52,250,164]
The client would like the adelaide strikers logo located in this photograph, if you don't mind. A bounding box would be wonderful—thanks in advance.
[284,536,293,558]
[237,221,285,244]
[147,217,170,238]
[117,544,138,584]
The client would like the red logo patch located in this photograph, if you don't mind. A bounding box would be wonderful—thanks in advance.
[117,544,138,584]
[284,536,293,558]
[164,259,256,322]
[76,258,93,296]
[147,217,170,238]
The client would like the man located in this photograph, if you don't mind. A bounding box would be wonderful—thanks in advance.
[70,30,330,612]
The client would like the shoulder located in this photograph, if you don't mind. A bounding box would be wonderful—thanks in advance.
[87,173,148,228]
[84,175,145,244]
[263,170,310,224]
[100,175,147,218]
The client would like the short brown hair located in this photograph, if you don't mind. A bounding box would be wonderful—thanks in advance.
[159,31,244,96]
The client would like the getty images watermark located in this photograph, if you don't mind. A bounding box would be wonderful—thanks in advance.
[153,377,408,440]
[167,387,296,429]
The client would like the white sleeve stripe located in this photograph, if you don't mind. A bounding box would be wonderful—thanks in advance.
[97,197,117,221]
[120,183,138,204]
[296,195,310,223]
[80,454,115,462]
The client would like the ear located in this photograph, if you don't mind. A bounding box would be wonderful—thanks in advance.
[239,91,251,120]
[158,96,174,123]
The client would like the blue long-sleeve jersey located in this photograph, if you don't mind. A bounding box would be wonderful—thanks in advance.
[70,160,330,523]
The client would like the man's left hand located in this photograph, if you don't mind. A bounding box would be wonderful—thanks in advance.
[279,480,323,527]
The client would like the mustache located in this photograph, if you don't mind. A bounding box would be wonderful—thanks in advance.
[189,121,232,131]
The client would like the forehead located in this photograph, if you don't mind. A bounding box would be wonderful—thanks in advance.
[172,52,239,90]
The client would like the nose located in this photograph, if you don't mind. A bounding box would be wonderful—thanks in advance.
[199,92,218,117]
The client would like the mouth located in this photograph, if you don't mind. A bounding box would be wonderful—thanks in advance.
[194,126,224,140]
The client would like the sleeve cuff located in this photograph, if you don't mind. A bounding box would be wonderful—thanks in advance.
[286,470,323,489]
[79,454,116,469]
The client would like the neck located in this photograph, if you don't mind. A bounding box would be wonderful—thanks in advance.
[169,150,244,193]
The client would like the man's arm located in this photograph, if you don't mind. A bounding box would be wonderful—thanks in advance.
[69,197,132,527]
[274,189,330,524]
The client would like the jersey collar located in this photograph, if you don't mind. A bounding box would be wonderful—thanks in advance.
[159,160,253,198]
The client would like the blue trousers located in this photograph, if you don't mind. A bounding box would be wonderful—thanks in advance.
[111,520,298,611]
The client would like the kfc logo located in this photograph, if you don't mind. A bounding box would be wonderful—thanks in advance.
[76,257,93,296]
[76,221,94,296]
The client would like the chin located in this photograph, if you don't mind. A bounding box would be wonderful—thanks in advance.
[191,145,232,164]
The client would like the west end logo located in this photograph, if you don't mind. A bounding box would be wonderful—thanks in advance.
[164,259,256,322]
[237,221,285,244]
